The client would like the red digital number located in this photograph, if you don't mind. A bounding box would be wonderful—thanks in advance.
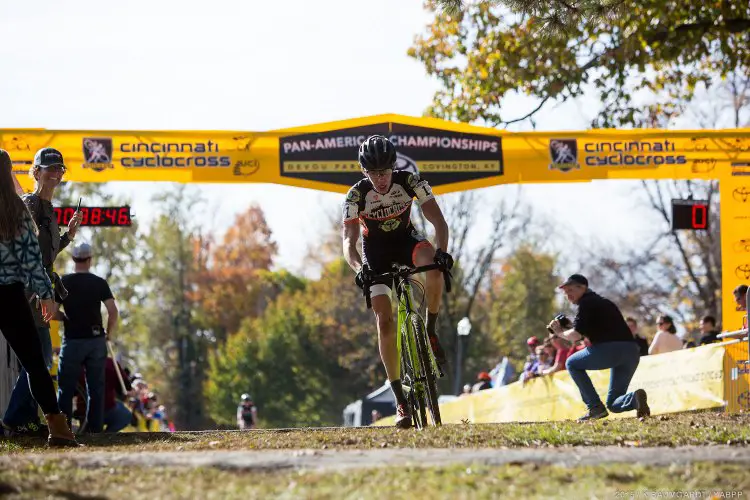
[692,204,708,229]
[91,208,102,225]
[105,208,116,225]
[63,207,75,226]
[54,208,62,226]
[117,207,130,226]
[80,207,89,225]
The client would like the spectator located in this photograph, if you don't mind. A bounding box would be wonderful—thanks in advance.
[237,393,258,430]
[472,372,492,393]
[648,315,683,355]
[370,410,382,424]
[534,345,553,377]
[56,243,119,433]
[734,285,748,312]
[681,335,697,349]
[72,358,132,433]
[549,274,649,421]
[734,285,748,331]
[541,335,575,376]
[625,317,649,356]
[489,355,516,387]
[3,147,82,436]
[103,358,132,433]
[520,337,540,382]
[460,384,472,397]
[0,149,78,446]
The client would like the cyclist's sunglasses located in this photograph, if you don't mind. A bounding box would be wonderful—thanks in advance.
[364,168,393,178]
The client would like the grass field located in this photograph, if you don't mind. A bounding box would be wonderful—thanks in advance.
[0,460,746,499]
[2,411,749,454]
[1,412,748,499]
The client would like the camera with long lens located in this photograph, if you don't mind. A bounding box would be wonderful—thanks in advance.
[547,313,572,335]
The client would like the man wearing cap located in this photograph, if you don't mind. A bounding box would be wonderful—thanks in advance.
[2,148,82,436]
[547,274,650,421]
[55,242,119,433]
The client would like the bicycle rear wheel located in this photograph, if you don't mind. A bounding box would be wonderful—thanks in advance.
[411,314,442,426]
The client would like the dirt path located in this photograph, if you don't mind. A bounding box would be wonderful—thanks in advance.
[3,445,749,471]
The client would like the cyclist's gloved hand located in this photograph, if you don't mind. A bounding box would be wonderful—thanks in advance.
[434,248,454,270]
[355,265,371,290]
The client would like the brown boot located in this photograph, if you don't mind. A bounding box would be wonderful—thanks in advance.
[45,413,80,448]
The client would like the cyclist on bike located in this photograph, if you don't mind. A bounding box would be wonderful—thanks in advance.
[237,393,258,430]
[342,135,453,429]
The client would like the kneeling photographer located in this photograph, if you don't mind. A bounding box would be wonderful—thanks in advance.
[547,274,650,422]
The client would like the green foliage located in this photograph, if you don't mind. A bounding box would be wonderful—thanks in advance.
[412,0,750,127]
[205,258,379,428]
[482,245,559,371]
[124,186,210,430]
[192,205,281,343]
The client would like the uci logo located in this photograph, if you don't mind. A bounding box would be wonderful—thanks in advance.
[379,218,401,232]
[233,159,260,177]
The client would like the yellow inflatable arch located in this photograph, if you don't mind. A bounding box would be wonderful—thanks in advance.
[3,114,749,328]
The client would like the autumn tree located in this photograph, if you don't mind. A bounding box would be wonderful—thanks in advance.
[481,244,559,372]
[124,186,209,430]
[192,204,282,342]
[205,258,377,427]
[411,189,530,392]
[411,1,750,128]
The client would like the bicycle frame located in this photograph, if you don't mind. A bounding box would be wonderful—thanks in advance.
[363,263,451,428]
[395,278,435,410]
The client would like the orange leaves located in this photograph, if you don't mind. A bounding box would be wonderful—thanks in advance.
[192,205,279,341]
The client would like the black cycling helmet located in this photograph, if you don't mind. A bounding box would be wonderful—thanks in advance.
[358,135,396,171]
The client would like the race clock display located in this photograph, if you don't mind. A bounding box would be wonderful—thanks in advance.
[671,199,709,231]
[54,206,133,227]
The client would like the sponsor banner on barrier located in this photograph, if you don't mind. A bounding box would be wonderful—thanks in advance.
[278,122,504,188]
[724,340,750,414]
[418,343,726,425]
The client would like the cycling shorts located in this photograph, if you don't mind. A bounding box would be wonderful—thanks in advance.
[362,229,432,298]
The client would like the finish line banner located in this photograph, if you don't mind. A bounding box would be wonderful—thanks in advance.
[2,114,749,194]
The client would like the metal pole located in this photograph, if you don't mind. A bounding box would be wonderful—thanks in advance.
[453,335,463,396]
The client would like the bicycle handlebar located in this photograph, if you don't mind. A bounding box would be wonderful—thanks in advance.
[363,263,452,309]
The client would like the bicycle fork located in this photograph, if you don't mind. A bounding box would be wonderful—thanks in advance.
[397,285,426,395]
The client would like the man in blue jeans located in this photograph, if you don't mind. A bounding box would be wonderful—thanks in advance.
[56,243,119,433]
[547,274,651,422]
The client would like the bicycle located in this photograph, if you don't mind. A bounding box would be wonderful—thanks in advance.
[363,263,451,429]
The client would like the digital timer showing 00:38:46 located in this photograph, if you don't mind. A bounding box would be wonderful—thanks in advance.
[53,206,133,227]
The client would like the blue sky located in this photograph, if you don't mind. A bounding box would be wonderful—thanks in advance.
[1,0,666,276]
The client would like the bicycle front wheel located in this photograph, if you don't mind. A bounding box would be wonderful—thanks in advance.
[411,314,442,426]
